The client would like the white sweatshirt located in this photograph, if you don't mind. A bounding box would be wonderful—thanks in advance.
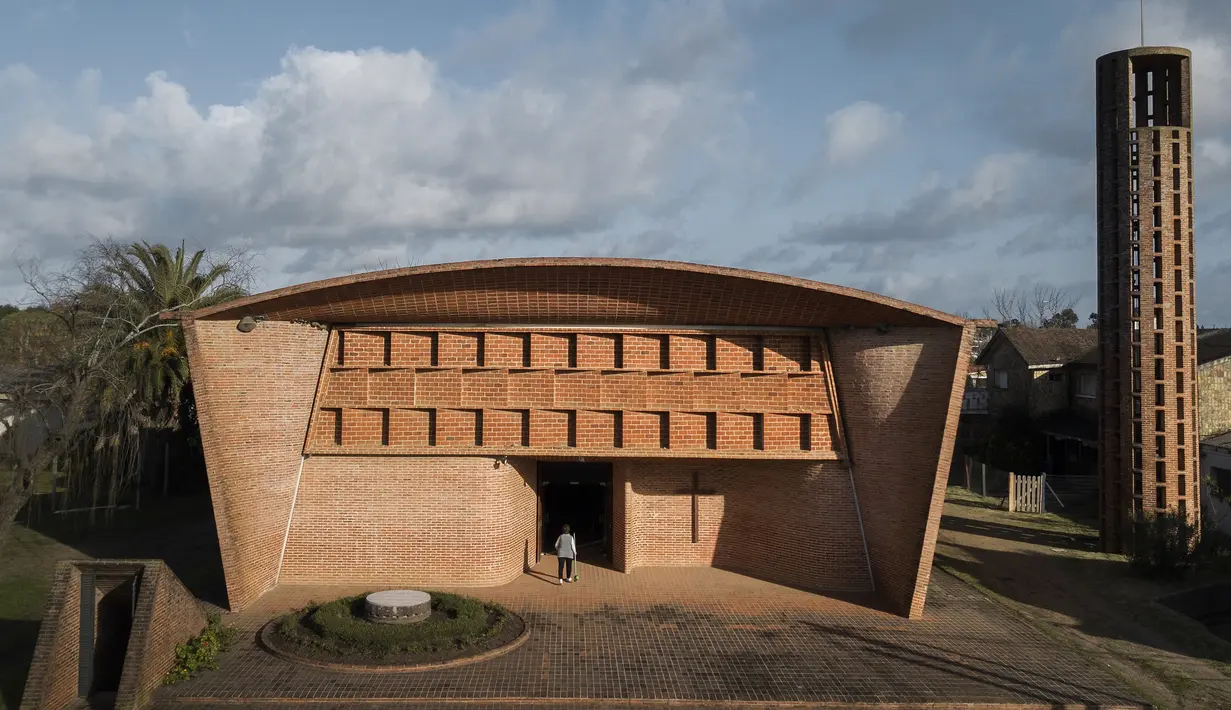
[554,533,577,559]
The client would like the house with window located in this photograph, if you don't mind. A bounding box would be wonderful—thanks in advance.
[971,325,1231,488]
[975,327,1100,477]
[955,320,1000,452]
[1198,329,1231,532]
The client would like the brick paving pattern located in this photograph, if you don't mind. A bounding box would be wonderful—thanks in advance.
[152,561,1143,708]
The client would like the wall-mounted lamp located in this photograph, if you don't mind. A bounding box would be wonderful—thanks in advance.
[237,316,258,333]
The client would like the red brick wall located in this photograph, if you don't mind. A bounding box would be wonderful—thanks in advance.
[182,262,970,617]
[19,563,80,710]
[339,330,387,366]
[116,563,208,709]
[305,327,839,461]
[280,456,537,586]
[272,454,869,595]
[390,330,434,366]
[487,332,528,367]
[184,319,329,610]
[624,334,666,369]
[616,459,871,593]
[670,334,708,369]
[826,325,970,618]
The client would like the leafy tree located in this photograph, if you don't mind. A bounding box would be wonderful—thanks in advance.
[0,309,66,367]
[0,304,19,320]
[1041,307,1079,329]
[0,239,251,551]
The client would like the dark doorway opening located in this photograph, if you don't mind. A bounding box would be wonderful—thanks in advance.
[538,461,612,565]
[79,568,141,708]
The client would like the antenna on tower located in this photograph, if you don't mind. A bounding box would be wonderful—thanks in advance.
[1140,0,1145,46]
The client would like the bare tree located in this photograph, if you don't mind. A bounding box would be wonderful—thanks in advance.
[983,285,1080,328]
[0,239,252,552]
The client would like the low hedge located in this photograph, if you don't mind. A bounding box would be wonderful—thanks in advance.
[275,591,509,660]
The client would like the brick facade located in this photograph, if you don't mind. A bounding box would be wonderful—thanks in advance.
[305,326,837,460]
[280,456,538,586]
[181,259,968,618]
[828,326,972,618]
[184,319,328,609]
[1096,48,1200,552]
[615,459,872,592]
[115,562,210,709]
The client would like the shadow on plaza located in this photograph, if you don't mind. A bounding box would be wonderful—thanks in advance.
[933,530,1231,669]
[797,616,1145,707]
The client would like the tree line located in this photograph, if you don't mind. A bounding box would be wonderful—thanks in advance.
[0,240,251,552]
[982,285,1227,331]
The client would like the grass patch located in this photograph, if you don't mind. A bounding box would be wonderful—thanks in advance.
[945,485,1001,508]
[945,485,1098,540]
[272,591,522,665]
[0,525,78,710]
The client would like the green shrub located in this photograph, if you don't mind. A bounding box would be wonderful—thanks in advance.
[1194,514,1231,572]
[1131,511,1196,579]
[276,591,506,659]
[163,613,239,684]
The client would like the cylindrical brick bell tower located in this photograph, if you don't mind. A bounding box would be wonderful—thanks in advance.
[1095,47,1199,553]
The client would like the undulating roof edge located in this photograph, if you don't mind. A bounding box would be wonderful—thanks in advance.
[169,257,968,327]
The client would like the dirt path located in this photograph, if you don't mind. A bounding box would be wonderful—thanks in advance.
[936,489,1231,709]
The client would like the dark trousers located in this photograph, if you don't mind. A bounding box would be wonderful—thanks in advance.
[558,556,574,579]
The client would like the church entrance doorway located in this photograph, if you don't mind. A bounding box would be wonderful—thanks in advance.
[538,461,612,565]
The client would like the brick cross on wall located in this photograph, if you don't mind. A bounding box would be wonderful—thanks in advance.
[675,471,719,543]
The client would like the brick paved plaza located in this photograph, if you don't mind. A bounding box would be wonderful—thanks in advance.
[152,560,1144,709]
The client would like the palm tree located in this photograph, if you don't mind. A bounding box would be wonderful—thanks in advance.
[108,241,246,428]
[0,239,251,544]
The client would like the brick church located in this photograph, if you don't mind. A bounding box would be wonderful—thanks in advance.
[181,259,972,618]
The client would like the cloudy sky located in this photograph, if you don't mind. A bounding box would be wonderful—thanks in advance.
[2,0,1231,324]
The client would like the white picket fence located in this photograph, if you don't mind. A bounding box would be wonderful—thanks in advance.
[1008,472,1046,514]
[961,456,1060,515]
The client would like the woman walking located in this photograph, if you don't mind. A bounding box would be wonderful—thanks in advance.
[554,524,577,584]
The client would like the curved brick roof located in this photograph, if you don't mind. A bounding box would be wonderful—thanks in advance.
[184,258,966,328]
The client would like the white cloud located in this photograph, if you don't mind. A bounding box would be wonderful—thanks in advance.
[946,152,1033,212]
[825,100,903,166]
[785,151,1045,255]
[0,7,748,296]
[1057,0,1231,129]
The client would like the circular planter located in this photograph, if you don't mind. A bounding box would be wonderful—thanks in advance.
[259,620,528,672]
[258,593,528,673]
